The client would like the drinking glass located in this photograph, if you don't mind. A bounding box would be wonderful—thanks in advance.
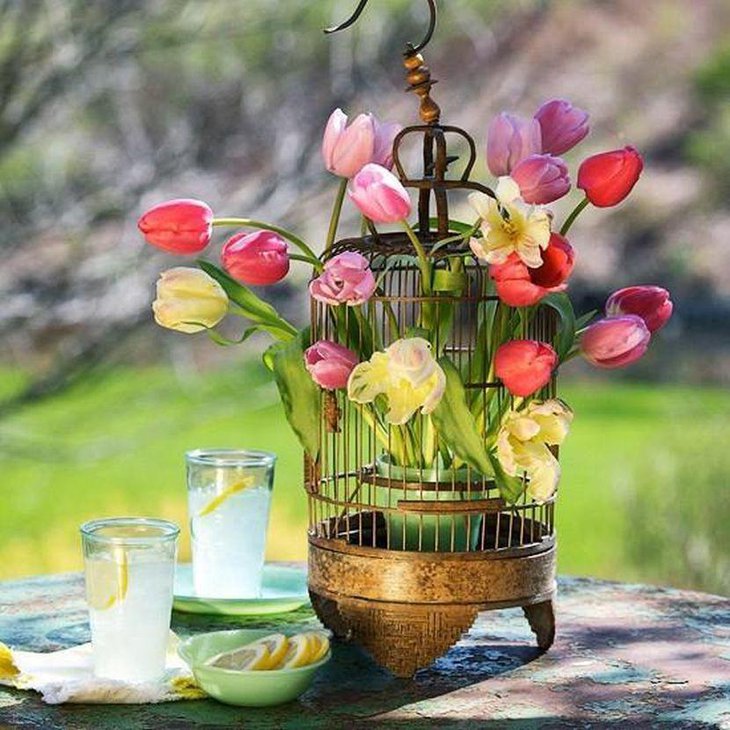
[186,449,275,599]
[80,517,179,683]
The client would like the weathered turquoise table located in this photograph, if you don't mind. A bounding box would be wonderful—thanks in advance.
[1,571,729,728]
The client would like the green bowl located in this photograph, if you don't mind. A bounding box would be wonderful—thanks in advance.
[178,629,331,707]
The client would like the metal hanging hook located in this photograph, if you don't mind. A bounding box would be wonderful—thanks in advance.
[324,0,437,54]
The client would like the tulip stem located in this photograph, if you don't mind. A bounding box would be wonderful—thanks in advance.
[401,220,432,295]
[290,253,323,271]
[560,197,589,236]
[212,218,319,265]
[324,178,349,257]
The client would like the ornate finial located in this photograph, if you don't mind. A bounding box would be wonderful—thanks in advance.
[403,47,440,125]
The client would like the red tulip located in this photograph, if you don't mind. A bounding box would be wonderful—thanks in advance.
[605,285,673,333]
[490,233,575,307]
[495,340,558,397]
[580,315,650,369]
[534,99,589,156]
[577,146,643,207]
[137,199,213,254]
[221,230,290,286]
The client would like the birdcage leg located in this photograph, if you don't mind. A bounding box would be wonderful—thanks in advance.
[522,599,556,651]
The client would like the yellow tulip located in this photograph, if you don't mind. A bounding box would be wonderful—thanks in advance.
[347,337,445,425]
[496,399,573,502]
[152,267,229,333]
[469,177,551,269]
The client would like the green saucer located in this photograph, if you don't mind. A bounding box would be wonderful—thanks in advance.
[173,563,309,616]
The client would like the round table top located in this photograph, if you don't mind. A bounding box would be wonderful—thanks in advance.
[1,570,729,729]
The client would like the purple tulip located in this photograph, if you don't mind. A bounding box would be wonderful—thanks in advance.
[580,315,651,369]
[486,112,542,176]
[511,154,571,204]
[534,99,590,156]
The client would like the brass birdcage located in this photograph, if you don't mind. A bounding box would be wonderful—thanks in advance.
[307,0,557,677]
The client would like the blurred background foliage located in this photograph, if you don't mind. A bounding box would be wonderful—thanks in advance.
[0,0,728,595]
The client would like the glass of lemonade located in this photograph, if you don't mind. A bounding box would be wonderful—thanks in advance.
[80,517,179,683]
[186,449,276,599]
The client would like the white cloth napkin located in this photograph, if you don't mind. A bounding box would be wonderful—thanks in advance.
[0,634,205,704]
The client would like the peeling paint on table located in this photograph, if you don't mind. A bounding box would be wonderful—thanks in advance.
[1,571,729,728]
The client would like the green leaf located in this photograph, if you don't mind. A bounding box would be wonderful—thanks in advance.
[487,452,526,505]
[576,308,599,330]
[542,292,578,361]
[266,330,320,458]
[431,358,493,477]
[197,260,297,340]
[205,324,272,347]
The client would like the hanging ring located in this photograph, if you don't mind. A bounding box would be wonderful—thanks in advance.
[324,0,437,54]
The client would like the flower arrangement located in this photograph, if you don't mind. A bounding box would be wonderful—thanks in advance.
[138,100,673,505]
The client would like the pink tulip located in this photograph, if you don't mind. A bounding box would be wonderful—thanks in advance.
[495,340,558,397]
[511,154,570,204]
[309,251,376,306]
[304,340,359,390]
[348,163,412,223]
[486,113,542,176]
[534,99,590,156]
[322,109,375,178]
[221,230,290,286]
[605,286,673,333]
[580,315,651,369]
[137,198,213,254]
[372,118,402,169]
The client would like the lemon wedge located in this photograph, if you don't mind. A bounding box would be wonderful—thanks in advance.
[206,642,271,671]
[246,634,289,670]
[86,550,129,611]
[275,633,314,669]
[197,477,255,517]
[305,632,330,663]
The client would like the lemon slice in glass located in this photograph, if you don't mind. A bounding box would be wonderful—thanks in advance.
[206,642,271,671]
[276,633,314,669]
[87,550,129,611]
[197,476,255,517]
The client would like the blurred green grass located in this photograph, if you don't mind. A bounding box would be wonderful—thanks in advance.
[1,365,727,594]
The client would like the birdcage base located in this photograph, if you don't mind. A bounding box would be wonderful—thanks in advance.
[308,532,556,677]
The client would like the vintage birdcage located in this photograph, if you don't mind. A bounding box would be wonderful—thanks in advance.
[306,0,557,677]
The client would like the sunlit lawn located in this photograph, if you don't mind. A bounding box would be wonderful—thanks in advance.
[1,364,728,594]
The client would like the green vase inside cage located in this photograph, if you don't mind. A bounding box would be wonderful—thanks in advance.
[373,454,491,552]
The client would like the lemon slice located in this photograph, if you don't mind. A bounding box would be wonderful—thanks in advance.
[206,642,271,671]
[305,632,330,663]
[87,551,129,611]
[197,477,255,517]
[245,634,289,670]
[275,633,314,669]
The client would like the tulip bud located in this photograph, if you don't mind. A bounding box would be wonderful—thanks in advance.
[510,154,570,204]
[304,340,359,390]
[486,113,542,176]
[309,251,377,307]
[577,146,643,208]
[605,285,673,333]
[495,340,558,397]
[348,163,412,223]
[580,315,651,369]
[322,109,375,178]
[137,199,213,254]
[490,233,575,307]
[372,118,403,170]
[152,267,228,333]
[534,99,590,156]
[221,230,290,286]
